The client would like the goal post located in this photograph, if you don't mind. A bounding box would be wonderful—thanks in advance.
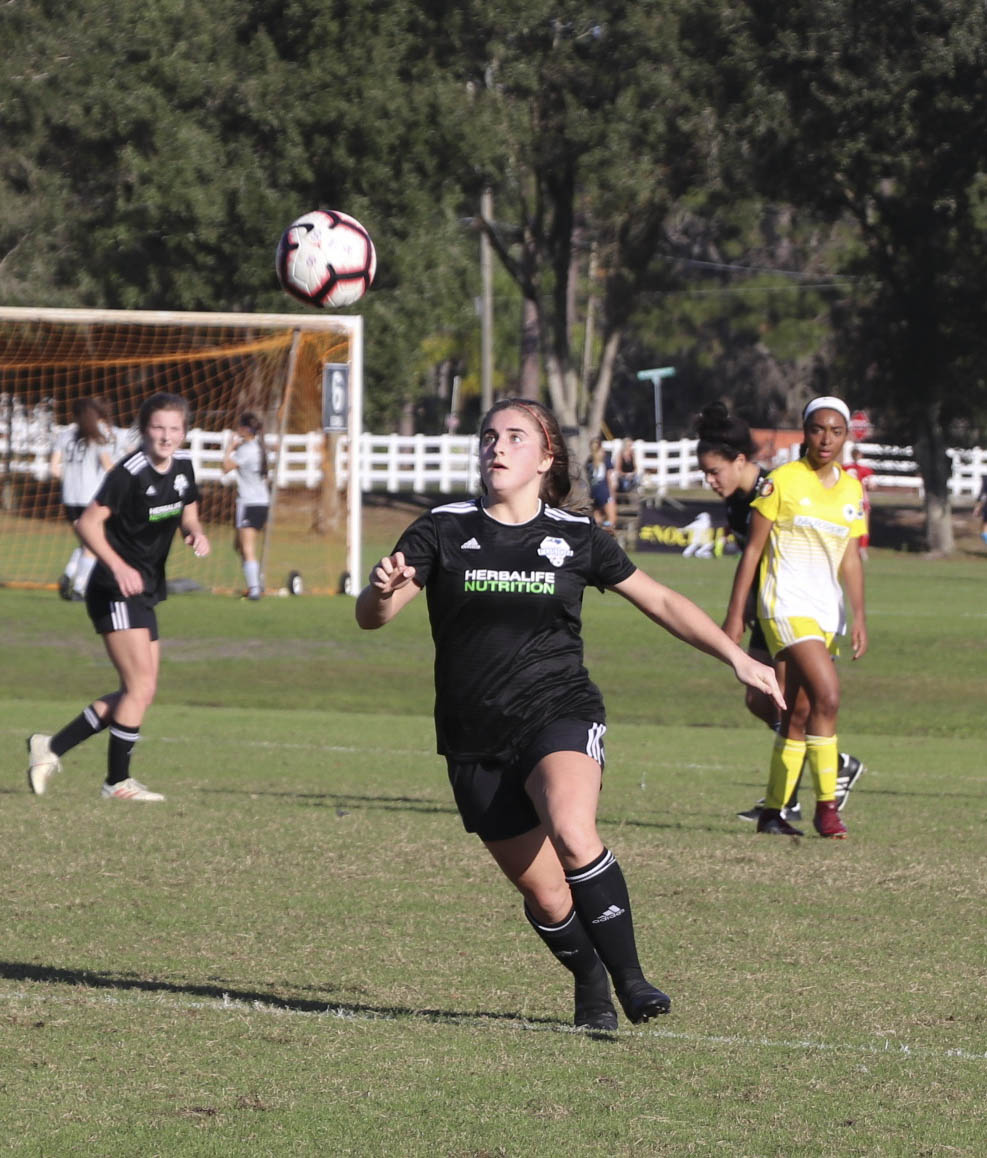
[0,306,364,596]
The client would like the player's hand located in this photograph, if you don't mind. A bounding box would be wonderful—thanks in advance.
[371,551,416,598]
[734,655,786,712]
[851,621,868,660]
[185,531,210,558]
[113,562,145,598]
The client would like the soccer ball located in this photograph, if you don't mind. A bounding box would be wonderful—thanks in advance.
[275,210,376,308]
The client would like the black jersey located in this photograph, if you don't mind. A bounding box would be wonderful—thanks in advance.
[88,448,199,603]
[723,467,768,549]
[393,498,637,763]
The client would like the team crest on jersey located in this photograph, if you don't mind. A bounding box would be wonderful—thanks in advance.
[757,479,774,498]
[173,473,189,496]
[845,502,862,521]
[537,536,573,568]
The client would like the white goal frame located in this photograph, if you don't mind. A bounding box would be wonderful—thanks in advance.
[0,306,365,593]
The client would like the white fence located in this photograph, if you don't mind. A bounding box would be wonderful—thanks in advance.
[3,421,987,499]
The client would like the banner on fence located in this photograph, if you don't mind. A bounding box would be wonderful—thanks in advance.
[636,501,736,556]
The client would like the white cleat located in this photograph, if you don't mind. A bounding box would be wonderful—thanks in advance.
[100,777,165,802]
[26,733,61,795]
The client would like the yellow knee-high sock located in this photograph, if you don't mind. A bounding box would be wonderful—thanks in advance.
[805,734,839,802]
[765,737,807,810]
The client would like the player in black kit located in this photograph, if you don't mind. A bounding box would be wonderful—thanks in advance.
[357,398,784,1030]
[26,392,210,802]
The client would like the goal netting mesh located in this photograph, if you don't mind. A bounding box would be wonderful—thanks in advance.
[0,308,362,596]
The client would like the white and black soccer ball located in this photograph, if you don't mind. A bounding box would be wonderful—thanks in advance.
[275,210,376,309]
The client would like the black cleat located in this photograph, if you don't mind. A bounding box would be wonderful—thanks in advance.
[616,980,671,1025]
[756,807,804,836]
[835,754,865,810]
[739,799,801,823]
[574,968,618,1031]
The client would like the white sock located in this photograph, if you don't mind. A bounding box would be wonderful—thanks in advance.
[64,547,82,580]
[74,554,97,595]
[244,560,261,591]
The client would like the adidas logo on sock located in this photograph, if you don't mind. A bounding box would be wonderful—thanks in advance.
[592,904,625,924]
[460,537,481,550]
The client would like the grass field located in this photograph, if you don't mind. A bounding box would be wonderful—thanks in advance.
[1,526,985,1156]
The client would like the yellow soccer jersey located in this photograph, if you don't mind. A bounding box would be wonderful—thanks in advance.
[752,458,866,634]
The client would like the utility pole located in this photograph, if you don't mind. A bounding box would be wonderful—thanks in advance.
[636,366,676,442]
[480,189,494,413]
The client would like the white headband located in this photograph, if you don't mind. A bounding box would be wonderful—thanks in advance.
[803,396,851,424]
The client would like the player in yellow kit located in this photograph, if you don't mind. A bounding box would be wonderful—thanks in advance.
[725,397,867,838]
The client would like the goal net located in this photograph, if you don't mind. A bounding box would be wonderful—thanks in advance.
[0,307,364,596]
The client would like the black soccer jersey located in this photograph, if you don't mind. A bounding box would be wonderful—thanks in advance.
[88,448,199,603]
[723,467,768,549]
[393,498,637,763]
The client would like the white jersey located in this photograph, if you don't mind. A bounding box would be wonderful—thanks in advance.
[56,424,116,506]
[231,439,270,506]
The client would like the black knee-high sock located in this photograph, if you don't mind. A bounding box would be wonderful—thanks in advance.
[524,904,607,983]
[50,704,108,758]
[107,720,140,785]
[565,848,645,992]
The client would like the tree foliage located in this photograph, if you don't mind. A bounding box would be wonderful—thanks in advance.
[724,0,987,548]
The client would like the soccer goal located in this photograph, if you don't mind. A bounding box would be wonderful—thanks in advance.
[0,306,364,596]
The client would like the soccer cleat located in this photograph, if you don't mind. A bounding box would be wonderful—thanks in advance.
[756,808,804,836]
[738,799,801,823]
[835,754,865,811]
[26,733,62,795]
[813,800,848,838]
[615,979,671,1025]
[57,574,72,601]
[247,587,262,601]
[574,968,619,1031]
[100,778,165,802]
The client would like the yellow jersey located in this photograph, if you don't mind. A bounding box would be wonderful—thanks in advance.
[751,458,865,634]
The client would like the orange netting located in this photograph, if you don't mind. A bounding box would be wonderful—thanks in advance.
[0,311,354,595]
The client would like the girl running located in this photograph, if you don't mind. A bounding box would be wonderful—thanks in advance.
[356,397,784,1029]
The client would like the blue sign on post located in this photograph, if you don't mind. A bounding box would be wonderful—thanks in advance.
[322,364,349,432]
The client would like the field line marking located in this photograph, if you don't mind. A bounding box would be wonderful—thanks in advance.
[1,986,985,1064]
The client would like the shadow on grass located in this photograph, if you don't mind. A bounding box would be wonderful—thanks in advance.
[199,787,458,815]
[0,959,618,1036]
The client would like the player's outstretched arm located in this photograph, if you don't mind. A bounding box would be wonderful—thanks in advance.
[614,569,785,712]
[355,551,420,629]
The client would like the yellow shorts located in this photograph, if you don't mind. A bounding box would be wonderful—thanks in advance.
[760,616,839,659]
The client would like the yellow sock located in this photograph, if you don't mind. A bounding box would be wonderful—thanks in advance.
[806,734,839,802]
[765,737,806,810]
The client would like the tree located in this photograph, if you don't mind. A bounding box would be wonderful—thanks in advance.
[726,0,987,551]
[443,0,736,443]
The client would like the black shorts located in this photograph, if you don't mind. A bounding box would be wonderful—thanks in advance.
[446,718,607,843]
[86,589,160,640]
[748,618,768,655]
[235,502,268,531]
[63,504,86,523]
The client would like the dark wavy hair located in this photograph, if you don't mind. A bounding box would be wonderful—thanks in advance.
[479,397,581,509]
[695,401,757,461]
[238,411,268,478]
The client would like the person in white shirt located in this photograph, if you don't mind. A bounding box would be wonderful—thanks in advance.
[51,397,118,600]
[223,413,270,600]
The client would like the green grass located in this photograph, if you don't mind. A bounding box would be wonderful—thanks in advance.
[1,540,986,1156]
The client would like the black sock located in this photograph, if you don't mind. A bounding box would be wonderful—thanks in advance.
[524,904,607,983]
[107,720,140,785]
[50,704,108,758]
[565,849,644,993]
